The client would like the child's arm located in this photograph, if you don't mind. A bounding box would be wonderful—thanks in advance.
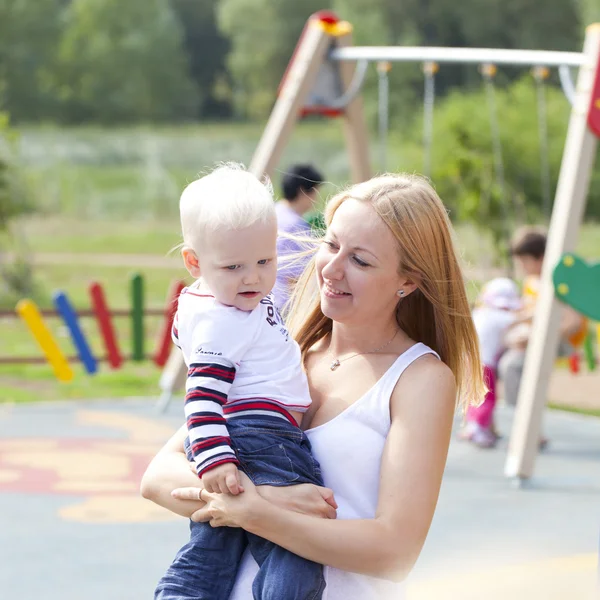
[184,356,242,494]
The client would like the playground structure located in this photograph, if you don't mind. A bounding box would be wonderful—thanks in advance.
[6,275,185,382]
[156,12,600,482]
[552,254,600,373]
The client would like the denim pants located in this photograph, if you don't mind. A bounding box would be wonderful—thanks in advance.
[155,415,325,600]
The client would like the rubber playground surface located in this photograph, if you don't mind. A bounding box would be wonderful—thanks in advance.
[0,398,598,600]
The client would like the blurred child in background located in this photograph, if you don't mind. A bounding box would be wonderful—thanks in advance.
[460,278,522,448]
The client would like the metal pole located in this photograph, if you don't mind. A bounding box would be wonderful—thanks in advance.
[377,61,391,172]
[533,66,552,220]
[331,46,585,68]
[422,62,438,178]
[481,63,511,245]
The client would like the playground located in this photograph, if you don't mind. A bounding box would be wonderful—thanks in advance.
[0,399,598,599]
[2,7,600,600]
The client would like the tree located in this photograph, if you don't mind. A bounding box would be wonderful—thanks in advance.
[0,112,36,298]
[48,0,199,123]
[170,0,232,119]
[218,0,324,118]
[398,76,600,257]
[0,0,65,120]
[572,0,600,32]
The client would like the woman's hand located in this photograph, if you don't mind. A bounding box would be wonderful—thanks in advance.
[173,472,264,528]
[172,472,337,525]
[258,483,337,519]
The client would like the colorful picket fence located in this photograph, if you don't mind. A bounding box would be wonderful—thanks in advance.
[3,275,185,382]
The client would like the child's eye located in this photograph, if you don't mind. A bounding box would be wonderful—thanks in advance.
[258,259,272,265]
[225,265,240,270]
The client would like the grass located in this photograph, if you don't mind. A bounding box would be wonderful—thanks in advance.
[548,402,600,419]
[19,217,181,255]
[17,121,349,221]
[3,122,600,404]
[0,262,190,402]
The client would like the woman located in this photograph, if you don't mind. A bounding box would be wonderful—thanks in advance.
[141,174,484,599]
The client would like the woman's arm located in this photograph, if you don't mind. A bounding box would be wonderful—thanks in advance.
[141,425,337,519]
[140,425,205,518]
[182,355,456,581]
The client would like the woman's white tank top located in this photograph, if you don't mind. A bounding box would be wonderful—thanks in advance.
[229,342,439,600]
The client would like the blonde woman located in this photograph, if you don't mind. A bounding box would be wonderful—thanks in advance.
[141,174,484,600]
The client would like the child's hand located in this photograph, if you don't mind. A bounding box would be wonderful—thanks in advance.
[202,463,244,495]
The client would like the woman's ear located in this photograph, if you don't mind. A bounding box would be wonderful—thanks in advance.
[182,248,201,278]
[396,275,419,299]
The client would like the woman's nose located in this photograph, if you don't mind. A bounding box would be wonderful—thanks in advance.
[321,254,344,281]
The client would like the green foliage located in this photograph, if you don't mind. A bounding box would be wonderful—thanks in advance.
[575,0,600,29]
[46,0,198,123]
[0,113,35,232]
[399,76,600,256]
[217,0,324,118]
[0,0,65,119]
[0,112,36,298]
[0,0,591,125]
[170,0,232,118]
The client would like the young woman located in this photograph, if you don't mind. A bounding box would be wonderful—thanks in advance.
[142,173,484,599]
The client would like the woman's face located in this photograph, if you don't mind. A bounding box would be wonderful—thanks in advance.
[315,199,407,325]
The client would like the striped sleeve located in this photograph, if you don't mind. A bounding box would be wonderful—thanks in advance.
[184,357,239,477]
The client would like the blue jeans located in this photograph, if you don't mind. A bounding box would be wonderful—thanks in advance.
[155,415,325,600]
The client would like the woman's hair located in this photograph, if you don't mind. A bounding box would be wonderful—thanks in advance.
[180,162,275,253]
[287,173,485,409]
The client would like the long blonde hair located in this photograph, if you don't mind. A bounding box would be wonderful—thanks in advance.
[286,173,485,410]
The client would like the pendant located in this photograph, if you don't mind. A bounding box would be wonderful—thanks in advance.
[330,359,341,371]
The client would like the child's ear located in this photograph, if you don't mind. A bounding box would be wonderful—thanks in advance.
[182,248,201,278]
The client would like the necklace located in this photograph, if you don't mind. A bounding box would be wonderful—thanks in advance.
[327,329,400,371]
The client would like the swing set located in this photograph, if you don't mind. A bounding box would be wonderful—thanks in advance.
[160,11,600,483]
[376,57,554,222]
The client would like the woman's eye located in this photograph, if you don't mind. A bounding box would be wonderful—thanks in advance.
[323,240,337,250]
[353,256,370,267]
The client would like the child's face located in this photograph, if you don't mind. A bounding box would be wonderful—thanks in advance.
[187,219,278,311]
[513,255,543,278]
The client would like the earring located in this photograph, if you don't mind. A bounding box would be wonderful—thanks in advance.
[397,290,404,297]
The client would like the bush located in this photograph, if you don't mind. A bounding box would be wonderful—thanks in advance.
[397,76,600,257]
[0,112,37,298]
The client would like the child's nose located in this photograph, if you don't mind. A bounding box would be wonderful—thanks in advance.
[243,269,259,285]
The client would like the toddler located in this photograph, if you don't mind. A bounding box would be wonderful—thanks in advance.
[460,277,521,448]
[154,164,325,600]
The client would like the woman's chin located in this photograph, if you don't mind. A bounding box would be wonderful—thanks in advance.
[320,296,353,320]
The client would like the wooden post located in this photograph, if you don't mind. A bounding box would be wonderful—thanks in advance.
[249,19,333,180]
[505,25,600,481]
[131,273,144,362]
[336,30,371,183]
[249,14,371,183]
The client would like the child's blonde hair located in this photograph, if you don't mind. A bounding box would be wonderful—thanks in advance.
[286,173,485,410]
[180,162,275,253]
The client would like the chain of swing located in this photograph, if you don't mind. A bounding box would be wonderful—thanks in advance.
[375,60,554,231]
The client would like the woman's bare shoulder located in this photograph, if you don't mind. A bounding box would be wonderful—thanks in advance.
[392,353,456,412]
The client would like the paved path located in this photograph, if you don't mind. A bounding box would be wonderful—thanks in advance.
[0,399,598,599]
